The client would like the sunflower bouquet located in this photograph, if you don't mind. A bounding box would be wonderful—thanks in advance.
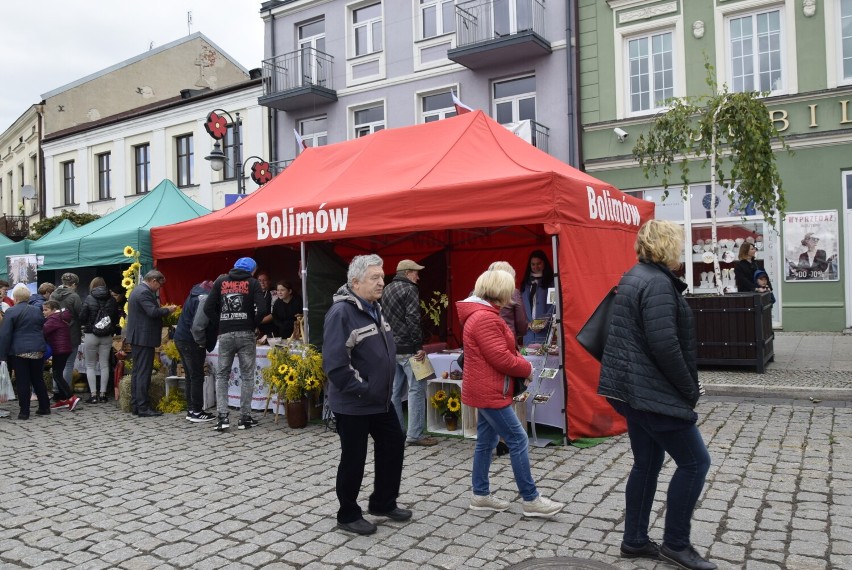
[119,245,143,330]
[430,387,461,419]
[261,344,325,419]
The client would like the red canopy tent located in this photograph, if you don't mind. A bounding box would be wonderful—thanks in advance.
[152,111,654,440]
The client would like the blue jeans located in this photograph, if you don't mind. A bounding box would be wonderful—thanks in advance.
[472,405,538,501]
[214,331,257,417]
[391,355,428,441]
[623,417,711,550]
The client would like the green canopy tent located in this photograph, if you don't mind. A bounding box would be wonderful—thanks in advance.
[0,219,79,283]
[29,180,210,271]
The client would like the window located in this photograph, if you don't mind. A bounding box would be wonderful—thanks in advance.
[421,91,457,123]
[353,3,382,56]
[627,31,673,113]
[97,152,111,200]
[493,75,536,124]
[842,0,852,82]
[728,8,783,93]
[222,123,243,181]
[62,160,75,205]
[134,144,151,194]
[354,104,385,138]
[421,0,454,39]
[494,0,534,36]
[176,134,194,187]
[299,19,326,86]
[299,116,328,149]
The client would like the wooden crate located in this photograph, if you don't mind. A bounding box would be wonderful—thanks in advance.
[685,292,774,373]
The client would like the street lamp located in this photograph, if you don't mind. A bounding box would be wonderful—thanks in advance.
[203,109,273,194]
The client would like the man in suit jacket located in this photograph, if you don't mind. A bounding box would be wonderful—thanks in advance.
[126,270,177,417]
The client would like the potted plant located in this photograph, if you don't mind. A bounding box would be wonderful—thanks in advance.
[430,387,461,432]
[632,63,788,372]
[261,344,325,428]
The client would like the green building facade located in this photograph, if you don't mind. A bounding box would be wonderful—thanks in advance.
[579,0,852,331]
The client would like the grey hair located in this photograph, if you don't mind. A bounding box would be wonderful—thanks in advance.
[143,270,165,283]
[487,261,517,278]
[347,254,383,285]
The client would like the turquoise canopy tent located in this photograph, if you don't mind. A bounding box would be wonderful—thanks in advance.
[29,179,209,271]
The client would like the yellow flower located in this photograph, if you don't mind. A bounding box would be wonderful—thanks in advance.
[434,390,447,401]
[447,397,461,413]
[278,364,288,375]
[130,262,141,271]
[122,277,133,288]
[123,246,135,257]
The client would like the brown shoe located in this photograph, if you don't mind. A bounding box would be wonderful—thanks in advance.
[407,436,439,446]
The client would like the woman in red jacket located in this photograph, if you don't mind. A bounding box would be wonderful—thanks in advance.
[42,300,80,411]
[457,269,564,518]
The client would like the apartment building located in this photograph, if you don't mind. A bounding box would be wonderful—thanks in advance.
[257,0,580,167]
[579,0,852,331]
[0,105,43,238]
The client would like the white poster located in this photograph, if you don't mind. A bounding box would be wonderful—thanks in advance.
[783,211,840,282]
[7,254,38,295]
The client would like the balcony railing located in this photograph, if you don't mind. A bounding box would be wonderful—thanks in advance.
[259,48,337,112]
[0,215,29,239]
[268,159,293,176]
[455,0,546,48]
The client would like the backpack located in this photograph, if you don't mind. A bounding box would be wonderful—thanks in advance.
[92,301,113,337]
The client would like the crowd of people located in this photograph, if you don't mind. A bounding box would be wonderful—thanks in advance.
[0,220,718,569]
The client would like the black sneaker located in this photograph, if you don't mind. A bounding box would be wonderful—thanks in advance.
[238,415,258,430]
[621,540,660,559]
[213,416,230,431]
[188,411,216,423]
[659,544,717,570]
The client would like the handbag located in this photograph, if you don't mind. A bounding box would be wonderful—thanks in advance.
[0,361,14,403]
[576,286,617,362]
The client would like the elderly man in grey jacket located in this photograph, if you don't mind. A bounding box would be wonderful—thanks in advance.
[323,254,410,536]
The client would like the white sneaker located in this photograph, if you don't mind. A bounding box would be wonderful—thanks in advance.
[469,493,510,512]
[522,495,564,518]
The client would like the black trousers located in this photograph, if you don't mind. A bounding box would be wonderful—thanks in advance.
[334,406,405,523]
[175,339,206,413]
[51,353,73,400]
[130,345,154,411]
[14,356,49,416]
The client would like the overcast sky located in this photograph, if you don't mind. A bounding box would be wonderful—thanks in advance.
[0,1,265,132]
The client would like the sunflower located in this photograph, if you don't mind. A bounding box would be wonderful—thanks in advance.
[278,364,289,375]
[434,390,447,401]
[447,397,461,413]
[123,246,136,257]
[130,262,141,271]
[121,277,133,288]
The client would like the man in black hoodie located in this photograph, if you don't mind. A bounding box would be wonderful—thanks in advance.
[205,257,266,432]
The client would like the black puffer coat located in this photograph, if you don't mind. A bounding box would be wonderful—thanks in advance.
[598,261,700,421]
[79,286,119,335]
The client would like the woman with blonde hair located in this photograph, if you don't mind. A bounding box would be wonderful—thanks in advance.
[0,286,50,419]
[598,219,715,570]
[457,269,564,518]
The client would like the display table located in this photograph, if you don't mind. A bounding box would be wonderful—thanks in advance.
[425,352,565,439]
[206,344,282,411]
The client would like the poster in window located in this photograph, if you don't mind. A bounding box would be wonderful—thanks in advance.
[783,211,839,282]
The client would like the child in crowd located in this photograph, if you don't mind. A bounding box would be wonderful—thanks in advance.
[42,301,80,411]
[754,269,775,304]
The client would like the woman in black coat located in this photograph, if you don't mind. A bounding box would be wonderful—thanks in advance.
[733,241,769,292]
[0,287,50,420]
[272,280,302,338]
[598,220,715,570]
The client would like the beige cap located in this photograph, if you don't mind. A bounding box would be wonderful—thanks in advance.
[397,259,425,272]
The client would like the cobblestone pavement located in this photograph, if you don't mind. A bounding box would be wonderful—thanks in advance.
[1,392,850,569]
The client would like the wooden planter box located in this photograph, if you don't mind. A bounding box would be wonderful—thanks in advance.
[685,292,774,373]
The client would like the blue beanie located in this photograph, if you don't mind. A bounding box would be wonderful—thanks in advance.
[234,257,257,273]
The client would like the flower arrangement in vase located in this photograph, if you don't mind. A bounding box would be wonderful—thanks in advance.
[261,344,325,427]
[430,387,461,431]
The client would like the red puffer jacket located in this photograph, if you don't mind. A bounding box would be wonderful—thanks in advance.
[457,297,532,409]
[43,309,73,355]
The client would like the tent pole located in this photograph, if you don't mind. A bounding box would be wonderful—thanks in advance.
[550,234,568,445]
[300,241,309,343]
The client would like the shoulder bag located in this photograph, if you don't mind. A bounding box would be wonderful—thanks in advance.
[576,286,617,362]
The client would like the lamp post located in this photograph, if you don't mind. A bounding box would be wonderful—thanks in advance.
[203,109,273,194]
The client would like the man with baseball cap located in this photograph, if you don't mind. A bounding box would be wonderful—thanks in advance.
[383,259,438,447]
[205,257,267,431]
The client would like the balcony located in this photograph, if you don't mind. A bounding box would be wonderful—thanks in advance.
[448,0,551,69]
[0,215,29,239]
[504,119,550,154]
[259,48,337,112]
[268,159,293,177]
